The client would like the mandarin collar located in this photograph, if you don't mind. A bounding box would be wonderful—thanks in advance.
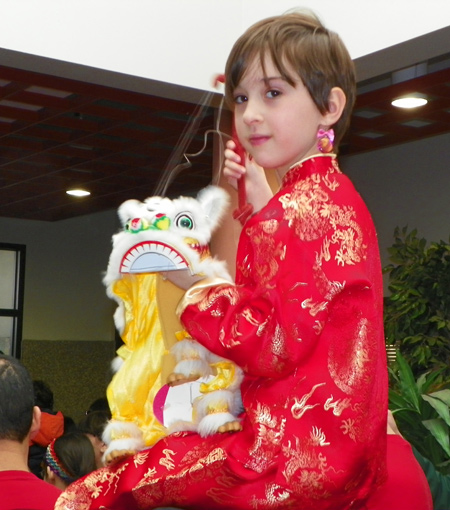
[282,154,339,188]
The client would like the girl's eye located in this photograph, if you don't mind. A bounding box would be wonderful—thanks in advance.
[234,94,247,105]
[175,213,194,230]
[266,89,281,99]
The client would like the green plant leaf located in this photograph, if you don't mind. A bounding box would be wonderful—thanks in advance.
[396,351,421,410]
[388,391,411,409]
[422,394,450,426]
[422,419,450,457]
[428,390,450,407]
[390,408,422,430]
[418,369,444,394]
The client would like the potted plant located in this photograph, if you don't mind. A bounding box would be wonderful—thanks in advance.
[383,226,450,383]
[384,227,450,475]
[389,351,450,474]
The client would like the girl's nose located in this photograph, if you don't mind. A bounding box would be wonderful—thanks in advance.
[242,99,263,125]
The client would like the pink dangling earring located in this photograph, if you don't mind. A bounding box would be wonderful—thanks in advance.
[317,128,335,153]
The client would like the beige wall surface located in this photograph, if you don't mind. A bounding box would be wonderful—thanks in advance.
[22,339,114,424]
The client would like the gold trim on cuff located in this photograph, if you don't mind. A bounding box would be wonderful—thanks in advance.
[176,277,234,317]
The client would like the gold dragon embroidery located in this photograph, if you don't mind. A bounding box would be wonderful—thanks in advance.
[159,448,176,471]
[247,403,286,473]
[291,382,326,420]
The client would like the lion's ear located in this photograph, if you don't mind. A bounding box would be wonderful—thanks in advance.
[196,186,229,231]
[117,199,142,227]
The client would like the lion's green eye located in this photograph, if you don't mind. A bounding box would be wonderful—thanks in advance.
[175,214,194,230]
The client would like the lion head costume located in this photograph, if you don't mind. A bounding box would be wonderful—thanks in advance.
[102,186,243,462]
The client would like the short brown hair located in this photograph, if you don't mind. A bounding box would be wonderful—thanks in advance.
[0,354,34,442]
[224,11,356,148]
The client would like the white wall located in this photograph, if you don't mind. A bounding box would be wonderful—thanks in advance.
[0,0,449,92]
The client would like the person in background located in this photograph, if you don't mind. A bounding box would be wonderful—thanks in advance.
[28,380,65,478]
[42,431,97,490]
[0,354,62,509]
[78,410,110,468]
[63,415,78,434]
[85,397,111,416]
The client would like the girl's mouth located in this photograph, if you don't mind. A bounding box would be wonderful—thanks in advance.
[249,135,270,146]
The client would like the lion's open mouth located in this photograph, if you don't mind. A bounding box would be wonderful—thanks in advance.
[120,241,190,273]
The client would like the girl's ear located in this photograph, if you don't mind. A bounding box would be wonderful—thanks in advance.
[323,87,346,126]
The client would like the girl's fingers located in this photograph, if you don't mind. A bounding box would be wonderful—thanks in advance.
[224,147,242,164]
[223,140,247,191]
[224,158,244,173]
[225,139,237,150]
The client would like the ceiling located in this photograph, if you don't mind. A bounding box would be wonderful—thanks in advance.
[0,48,449,222]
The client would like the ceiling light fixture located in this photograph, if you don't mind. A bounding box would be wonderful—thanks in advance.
[391,94,428,109]
[66,189,91,197]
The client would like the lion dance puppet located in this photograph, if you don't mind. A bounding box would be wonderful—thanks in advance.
[102,185,243,463]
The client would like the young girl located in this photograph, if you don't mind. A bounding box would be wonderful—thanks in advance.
[78,410,110,469]
[56,11,432,509]
[43,432,97,490]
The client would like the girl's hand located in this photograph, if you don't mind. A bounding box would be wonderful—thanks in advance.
[223,139,246,190]
[223,140,273,212]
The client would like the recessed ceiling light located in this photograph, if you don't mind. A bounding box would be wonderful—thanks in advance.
[359,131,386,139]
[0,99,42,111]
[391,95,428,109]
[66,189,91,197]
[401,119,432,128]
[353,109,384,119]
[26,85,72,98]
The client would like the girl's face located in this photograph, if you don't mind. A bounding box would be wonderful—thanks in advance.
[233,54,328,177]
[85,433,107,468]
